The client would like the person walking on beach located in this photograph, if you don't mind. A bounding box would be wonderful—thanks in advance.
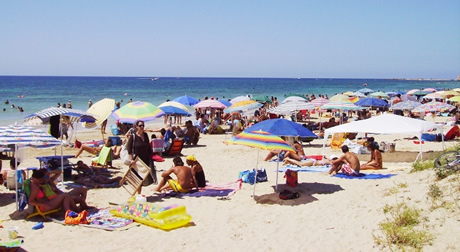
[328,145,360,175]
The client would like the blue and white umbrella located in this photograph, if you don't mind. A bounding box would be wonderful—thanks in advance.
[172,95,200,106]
[158,101,191,116]
[24,107,97,125]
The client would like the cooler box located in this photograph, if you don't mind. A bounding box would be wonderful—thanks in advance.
[109,136,122,146]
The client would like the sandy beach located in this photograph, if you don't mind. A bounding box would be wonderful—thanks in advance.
[1,117,460,251]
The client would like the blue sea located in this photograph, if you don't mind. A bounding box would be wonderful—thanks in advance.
[0,76,458,126]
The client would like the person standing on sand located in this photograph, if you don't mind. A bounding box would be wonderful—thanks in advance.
[328,145,360,175]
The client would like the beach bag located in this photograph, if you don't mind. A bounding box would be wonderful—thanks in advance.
[279,189,300,200]
[64,210,89,225]
[238,170,255,184]
[284,169,298,187]
[256,168,268,183]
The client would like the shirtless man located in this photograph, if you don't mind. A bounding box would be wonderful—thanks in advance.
[328,145,361,175]
[155,157,194,193]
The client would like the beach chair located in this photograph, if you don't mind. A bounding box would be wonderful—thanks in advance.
[330,133,345,149]
[162,138,184,157]
[23,179,60,220]
[119,157,151,196]
[91,146,113,168]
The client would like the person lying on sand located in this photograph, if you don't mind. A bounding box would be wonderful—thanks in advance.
[360,142,383,170]
[283,157,335,167]
[155,157,194,193]
[75,175,122,188]
[328,145,361,175]
[74,138,121,159]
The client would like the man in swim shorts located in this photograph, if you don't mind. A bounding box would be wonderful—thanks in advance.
[328,145,361,175]
[155,157,194,193]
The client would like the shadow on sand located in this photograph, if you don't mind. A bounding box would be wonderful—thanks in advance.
[254,182,343,206]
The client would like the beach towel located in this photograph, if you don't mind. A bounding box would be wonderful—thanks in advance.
[158,180,242,198]
[333,173,396,179]
[278,165,331,173]
[50,208,136,231]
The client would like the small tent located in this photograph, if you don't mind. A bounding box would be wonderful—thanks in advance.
[323,113,442,161]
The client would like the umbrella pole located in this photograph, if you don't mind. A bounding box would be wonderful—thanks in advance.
[60,144,64,187]
[252,150,259,201]
[275,153,280,191]
[15,144,18,210]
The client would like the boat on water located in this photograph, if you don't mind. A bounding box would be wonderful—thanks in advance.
[151,77,159,81]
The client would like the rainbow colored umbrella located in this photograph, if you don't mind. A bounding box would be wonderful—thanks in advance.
[225,100,263,113]
[112,101,164,124]
[226,131,294,196]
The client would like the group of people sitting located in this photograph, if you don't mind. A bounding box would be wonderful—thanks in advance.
[265,137,383,176]
[155,155,206,193]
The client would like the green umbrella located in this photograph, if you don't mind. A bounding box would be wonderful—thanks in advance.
[251,95,272,104]
[370,91,389,99]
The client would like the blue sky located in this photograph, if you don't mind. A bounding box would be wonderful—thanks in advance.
[1,1,459,78]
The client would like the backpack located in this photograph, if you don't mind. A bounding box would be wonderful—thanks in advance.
[279,189,300,200]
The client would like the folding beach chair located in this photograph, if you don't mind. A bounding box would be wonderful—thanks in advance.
[162,138,184,157]
[23,179,60,219]
[91,146,113,168]
[119,157,152,196]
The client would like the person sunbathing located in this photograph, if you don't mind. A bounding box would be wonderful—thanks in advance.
[185,155,206,189]
[75,175,122,188]
[283,157,334,167]
[264,149,287,161]
[282,141,306,161]
[155,157,194,193]
[328,145,361,175]
[75,138,120,158]
[360,142,383,170]
[29,169,80,213]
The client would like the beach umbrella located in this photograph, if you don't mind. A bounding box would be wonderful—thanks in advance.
[224,100,263,113]
[281,96,308,104]
[24,107,97,125]
[358,88,374,94]
[448,96,460,103]
[342,91,354,96]
[329,94,350,102]
[351,91,367,98]
[283,93,306,99]
[252,95,272,104]
[272,101,316,114]
[218,100,232,107]
[230,95,251,104]
[320,101,363,111]
[441,90,460,98]
[0,124,61,210]
[308,97,330,107]
[453,88,460,92]
[112,101,164,124]
[386,91,398,97]
[158,101,191,116]
[406,89,420,95]
[354,97,389,107]
[423,88,437,92]
[369,91,390,99]
[225,130,295,198]
[411,90,430,96]
[390,101,421,111]
[244,119,317,138]
[172,95,199,106]
[82,98,116,129]
[194,99,227,109]
[422,93,443,100]
[411,102,455,113]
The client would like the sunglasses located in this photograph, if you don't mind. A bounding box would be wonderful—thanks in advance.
[138,124,145,127]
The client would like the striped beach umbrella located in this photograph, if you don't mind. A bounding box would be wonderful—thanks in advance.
[0,124,61,210]
[24,107,97,125]
[224,100,263,113]
[320,101,363,111]
[158,101,191,116]
[112,101,164,124]
[282,96,308,104]
[230,95,251,104]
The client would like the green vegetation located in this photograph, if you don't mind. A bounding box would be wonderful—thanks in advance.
[375,203,433,250]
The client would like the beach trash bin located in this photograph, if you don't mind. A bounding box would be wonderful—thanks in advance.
[389,143,396,153]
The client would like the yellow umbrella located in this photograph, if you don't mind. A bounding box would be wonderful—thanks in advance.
[441,90,460,98]
[342,91,354,96]
[83,98,115,128]
[329,94,350,102]
[448,96,460,103]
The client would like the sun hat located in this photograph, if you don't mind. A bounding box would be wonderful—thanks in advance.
[186,155,196,162]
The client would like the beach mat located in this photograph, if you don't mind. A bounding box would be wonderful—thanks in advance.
[277,165,330,173]
[333,173,396,179]
[50,208,137,231]
[158,180,242,198]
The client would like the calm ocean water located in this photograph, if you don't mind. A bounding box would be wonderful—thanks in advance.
[0,76,458,126]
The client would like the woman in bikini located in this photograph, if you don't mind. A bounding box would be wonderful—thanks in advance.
[185,155,206,188]
[360,142,383,170]
[74,138,114,158]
